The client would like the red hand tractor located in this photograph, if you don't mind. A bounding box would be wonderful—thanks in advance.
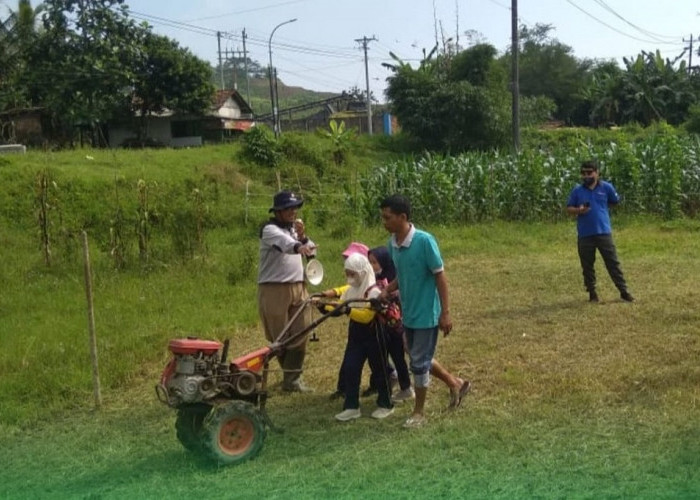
[155,296,380,465]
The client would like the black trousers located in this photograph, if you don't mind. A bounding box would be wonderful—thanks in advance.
[370,327,411,392]
[337,326,409,393]
[342,320,393,410]
[577,234,628,294]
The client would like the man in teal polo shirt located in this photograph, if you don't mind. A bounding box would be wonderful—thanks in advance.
[379,194,470,429]
[566,160,634,303]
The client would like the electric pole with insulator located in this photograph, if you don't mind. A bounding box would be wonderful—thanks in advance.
[355,35,377,135]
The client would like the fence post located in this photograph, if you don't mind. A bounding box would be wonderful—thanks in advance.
[82,231,102,409]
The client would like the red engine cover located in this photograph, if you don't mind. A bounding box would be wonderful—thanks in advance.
[231,347,272,374]
[169,338,222,356]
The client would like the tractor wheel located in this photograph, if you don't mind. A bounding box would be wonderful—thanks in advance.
[175,403,211,453]
[202,401,266,465]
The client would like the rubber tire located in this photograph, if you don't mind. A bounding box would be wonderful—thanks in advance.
[175,403,212,453]
[202,401,266,465]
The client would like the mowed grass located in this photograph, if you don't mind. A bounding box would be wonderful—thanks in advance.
[1,219,699,499]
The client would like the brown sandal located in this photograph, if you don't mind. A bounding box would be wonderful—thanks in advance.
[450,380,471,408]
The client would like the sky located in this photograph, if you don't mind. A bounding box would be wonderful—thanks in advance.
[3,0,700,102]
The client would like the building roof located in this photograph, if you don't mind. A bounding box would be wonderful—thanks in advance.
[213,89,253,115]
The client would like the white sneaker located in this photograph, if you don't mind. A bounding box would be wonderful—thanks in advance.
[392,387,415,403]
[335,408,361,421]
[371,407,394,419]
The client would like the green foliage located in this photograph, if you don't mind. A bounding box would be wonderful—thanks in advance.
[23,0,146,140]
[242,125,281,168]
[585,51,697,127]
[318,120,355,166]
[226,239,257,285]
[0,0,215,146]
[279,132,328,174]
[166,187,209,262]
[684,104,700,134]
[359,132,700,223]
[520,95,557,126]
[449,43,501,87]
[130,32,215,137]
[384,44,510,153]
[0,0,42,111]
[507,24,593,124]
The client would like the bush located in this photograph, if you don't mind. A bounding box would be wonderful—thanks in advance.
[520,95,557,127]
[279,132,328,175]
[684,104,700,134]
[242,125,280,168]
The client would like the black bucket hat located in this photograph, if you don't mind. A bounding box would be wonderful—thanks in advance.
[269,190,303,212]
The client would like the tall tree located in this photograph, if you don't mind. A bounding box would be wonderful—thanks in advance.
[500,23,593,124]
[11,0,216,146]
[0,0,43,110]
[384,44,510,152]
[581,61,624,126]
[23,0,145,143]
[130,32,215,138]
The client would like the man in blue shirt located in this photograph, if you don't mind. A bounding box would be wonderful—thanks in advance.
[566,160,634,303]
[379,195,470,429]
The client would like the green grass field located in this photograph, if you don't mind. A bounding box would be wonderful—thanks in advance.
[1,216,699,499]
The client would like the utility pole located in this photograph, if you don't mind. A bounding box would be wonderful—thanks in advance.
[268,18,297,138]
[231,49,238,90]
[355,35,377,135]
[511,0,520,152]
[455,0,460,52]
[217,31,225,90]
[683,34,694,72]
[274,68,281,134]
[243,29,251,104]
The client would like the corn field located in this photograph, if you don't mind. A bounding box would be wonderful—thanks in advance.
[357,134,700,223]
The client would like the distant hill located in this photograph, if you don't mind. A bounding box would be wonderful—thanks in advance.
[213,58,343,118]
[226,77,338,117]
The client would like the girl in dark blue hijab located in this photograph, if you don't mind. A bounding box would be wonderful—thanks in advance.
[368,245,396,284]
[367,246,412,400]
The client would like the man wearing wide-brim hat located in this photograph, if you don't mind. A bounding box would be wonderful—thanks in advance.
[258,190,317,392]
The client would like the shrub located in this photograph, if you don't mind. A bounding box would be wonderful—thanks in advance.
[683,104,700,134]
[242,125,280,168]
[279,132,327,175]
[317,120,355,166]
[520,95,557,127]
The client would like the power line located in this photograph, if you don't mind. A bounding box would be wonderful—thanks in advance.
[485,0,510,10]
[130,10,361,61]
[184,0,312,23]
[128,10,222,38]
[591,0,680,41]
[564,0,680,46]
[274,54,361,89]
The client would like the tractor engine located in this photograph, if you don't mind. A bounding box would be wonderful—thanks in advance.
[158,338,225,407]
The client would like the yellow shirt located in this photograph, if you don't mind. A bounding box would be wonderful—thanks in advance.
[324,284,378,324]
